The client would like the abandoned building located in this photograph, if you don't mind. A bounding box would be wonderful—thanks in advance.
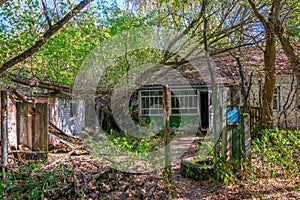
[135,47,299,132]
[0,47,298,158]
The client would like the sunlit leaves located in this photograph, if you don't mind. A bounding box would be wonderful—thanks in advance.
[0,0,44,63]
[31,8,111,84]
[1,1,111,85]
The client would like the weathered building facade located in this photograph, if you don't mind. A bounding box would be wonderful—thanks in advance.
[2,92,85,148]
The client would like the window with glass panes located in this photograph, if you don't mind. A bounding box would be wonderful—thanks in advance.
[171,89,198,115]
[140,90,163,115]
[273,86,280,110]
[296,87,300,110]
[139,89,199,116]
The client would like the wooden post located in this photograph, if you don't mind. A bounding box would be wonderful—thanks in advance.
[228,86,240,161]
[32,103,48,152]
[240,114,246,157]
[232,126,236,159]
[232,125,239,159]
[221,127,227,159]
[27,103,33,149]
[1,90,8,180]
[227,127,232,160]
[162,85,171,188]
[244,115,251,160]
[16,102,26,146]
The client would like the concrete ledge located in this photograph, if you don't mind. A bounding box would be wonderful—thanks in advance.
[180,156,214,181]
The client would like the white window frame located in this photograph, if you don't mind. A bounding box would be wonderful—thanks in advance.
[170,89,199,116]
[139,88,199,116]
[273,86,280,111]
[295,95,300,111]
[139,90,163,116]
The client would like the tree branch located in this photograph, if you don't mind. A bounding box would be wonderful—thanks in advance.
[0,0,7,6]
[162,1,206,63]
[6,73,71,93]
[273,17,300,85]
[247,0,268,29]
[41,0,52,27]
[0,0,93,75]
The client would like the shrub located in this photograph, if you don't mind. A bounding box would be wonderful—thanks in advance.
[251,129,300,179]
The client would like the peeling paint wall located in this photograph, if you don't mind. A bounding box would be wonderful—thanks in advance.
[7,97,17,147]
[4,96,85,147]
[32,97,85,136]
[56,99,85,135]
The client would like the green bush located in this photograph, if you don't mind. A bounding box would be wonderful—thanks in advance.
[251,129,300,179]
[108,130,183,154]
[0,162,71,199]
[213,157,237,184]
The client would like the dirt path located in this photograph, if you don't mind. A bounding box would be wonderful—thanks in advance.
[4,139,299,199]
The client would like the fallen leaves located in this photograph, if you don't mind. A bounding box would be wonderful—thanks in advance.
[1,131,300,199]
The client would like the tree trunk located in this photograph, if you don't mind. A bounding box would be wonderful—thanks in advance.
[1,90,8,180]
[261,31,276,129]
[0,0,8,5]
[248,0,281,129]
[273,21,300,86]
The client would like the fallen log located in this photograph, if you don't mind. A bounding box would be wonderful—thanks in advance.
[49,121,69,137]
[40,145,84,170]
[49,132,76,149]
[49,121,82,144]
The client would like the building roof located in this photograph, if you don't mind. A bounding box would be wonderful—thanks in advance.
[179,47,292,85]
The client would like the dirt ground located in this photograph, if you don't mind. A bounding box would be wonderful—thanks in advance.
[38,143,300,199]
[3,141,299,199]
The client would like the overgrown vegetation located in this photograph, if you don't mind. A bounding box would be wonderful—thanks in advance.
[0,129,299,199]
[187,129,300,185]
[108,130,183,154]
[0,0,299,198]
[251,129,300,179]
[109,131,163,153]
[0,161,73,199]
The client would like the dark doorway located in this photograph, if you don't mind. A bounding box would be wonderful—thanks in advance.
[200,91,209,130]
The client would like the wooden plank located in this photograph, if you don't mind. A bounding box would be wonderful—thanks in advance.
[48,132,75,149]
[16,102,33,149]
[222,127,227,159]
[17,103,28,147]
[12,90,29,103]
[1,91,8,179]
[221,88,229,158]
[232,125,237,159]
[32,103,48,152]
[49,121,69,137]
[237,128,241,160]
[244,115,251,160]
[27,103,33,149]
[227,127,232,161]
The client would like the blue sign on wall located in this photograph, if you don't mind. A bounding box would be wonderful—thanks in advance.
[227,106,239,125]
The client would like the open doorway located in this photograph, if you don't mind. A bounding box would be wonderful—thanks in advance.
[200,91,209,131]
